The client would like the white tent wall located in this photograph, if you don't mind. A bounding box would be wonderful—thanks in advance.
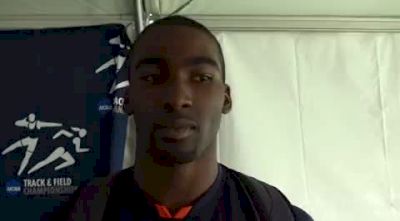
[214,31,400,221]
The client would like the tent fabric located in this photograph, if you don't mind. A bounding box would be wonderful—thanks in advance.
[0,0,400,17]
[0,0,135,30]
[0,0,134,15]
[145,0,400,17]
[2,0,400,32]
[213,31,400,221]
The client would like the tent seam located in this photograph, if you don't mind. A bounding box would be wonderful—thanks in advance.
[292,34,311,209]
[374,36,395,210]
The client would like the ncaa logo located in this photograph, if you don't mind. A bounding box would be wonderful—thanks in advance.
[97,98,113,115]
[113,96,125,114]
[5,179,22,196]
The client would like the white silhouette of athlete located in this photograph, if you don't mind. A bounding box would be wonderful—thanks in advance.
[95,35,130,94]
[27,147,75,174]
[27,127,89,174]
[2,137,39,176]
[53,127,89,153]
[1,113,62,176]
[95,36,128,74]
[15,113,62,130]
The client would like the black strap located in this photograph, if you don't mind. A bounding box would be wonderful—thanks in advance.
[234,171,313,221]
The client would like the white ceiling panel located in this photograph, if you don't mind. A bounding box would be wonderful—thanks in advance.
[0,0,134,15]
[146,0,400,17]
[0,0,135,29]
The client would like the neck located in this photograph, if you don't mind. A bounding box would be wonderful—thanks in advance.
[134,146,218,210]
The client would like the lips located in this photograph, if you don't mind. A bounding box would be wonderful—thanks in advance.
[154,118,197,141]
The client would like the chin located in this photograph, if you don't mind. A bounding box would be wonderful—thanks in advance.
[149,141,201,166]
[168,148,200,165]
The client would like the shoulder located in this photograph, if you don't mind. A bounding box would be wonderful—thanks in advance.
[65,168,134,221]
[77,167,134,201]
[79,168,133,198]
[221,164,289,204]
[221,164,313,221]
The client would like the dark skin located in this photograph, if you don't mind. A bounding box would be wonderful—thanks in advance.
[125,25,232,211]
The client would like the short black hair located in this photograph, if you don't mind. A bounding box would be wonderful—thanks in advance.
[129,15,225,82]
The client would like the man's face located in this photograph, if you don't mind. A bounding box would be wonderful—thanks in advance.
[127,25,231,165]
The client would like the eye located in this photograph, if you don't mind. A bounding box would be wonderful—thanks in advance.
[139,74,160,84]
[193,73,213,82]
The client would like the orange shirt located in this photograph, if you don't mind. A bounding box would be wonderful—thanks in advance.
[154,204,193,219]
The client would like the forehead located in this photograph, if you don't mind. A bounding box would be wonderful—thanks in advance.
[132,25,221,68]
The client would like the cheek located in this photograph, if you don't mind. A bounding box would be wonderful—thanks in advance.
[130,89,159,131]
[196,105,223,148]
[199,86,225,111]
[195,87,225,129]
[131,88,160,114]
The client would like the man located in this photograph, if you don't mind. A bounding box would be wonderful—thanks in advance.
[66,15,313,221]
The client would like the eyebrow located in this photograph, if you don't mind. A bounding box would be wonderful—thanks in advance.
[135,58,162,69]
[185,56,220,71]
[135,56,220,71]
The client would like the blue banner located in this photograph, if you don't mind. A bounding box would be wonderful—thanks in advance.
[0,24,130,220]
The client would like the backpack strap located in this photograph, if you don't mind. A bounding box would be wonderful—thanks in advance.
[232,170,312,221]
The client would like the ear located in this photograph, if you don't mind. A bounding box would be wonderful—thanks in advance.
[222,84,232,114]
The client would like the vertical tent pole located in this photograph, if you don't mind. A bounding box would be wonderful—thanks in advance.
[135,0,145,34]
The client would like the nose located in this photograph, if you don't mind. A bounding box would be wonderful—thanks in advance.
[163,79,193,112]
